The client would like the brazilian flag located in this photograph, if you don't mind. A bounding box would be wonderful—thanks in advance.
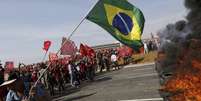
[86,0,145,50]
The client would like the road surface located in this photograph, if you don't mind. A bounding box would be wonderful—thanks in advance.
[53,63,162,101]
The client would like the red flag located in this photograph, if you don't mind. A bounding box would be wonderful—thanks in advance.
[49,52,58,61]
[43,40,51,51]
[61,37,77,55]
[79,44,87,56]
[118,46,133,57]
[118,47,126,57]
[79,44,95,57]
[85,44,95,57]
[125,46,133,56]
[5,61,14,71]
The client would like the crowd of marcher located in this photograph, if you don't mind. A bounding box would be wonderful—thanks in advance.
[0,48,122,101]
[0,39,160,101]
[96,49,120,72]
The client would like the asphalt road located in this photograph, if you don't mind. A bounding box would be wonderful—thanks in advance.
[53,63,162,101]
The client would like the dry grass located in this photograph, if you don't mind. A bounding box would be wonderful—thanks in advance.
[132,51,157,64]
[117,51,157,65]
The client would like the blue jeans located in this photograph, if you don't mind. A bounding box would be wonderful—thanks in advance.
[24,82,30,97]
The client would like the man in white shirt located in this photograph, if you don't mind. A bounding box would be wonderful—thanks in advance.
[68,62,74,87]
[144,42,149,54]
[111,54,119,70]
[68,61,80,87]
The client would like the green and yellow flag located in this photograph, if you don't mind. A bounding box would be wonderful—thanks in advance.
[86,0,145,50]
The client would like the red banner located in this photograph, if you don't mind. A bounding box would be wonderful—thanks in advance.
[79,43,87,56]
[43,40,51,51]
[61,37,77,55]
[85,44,95,57]
[118,46,133,57]
[79,44,95,58]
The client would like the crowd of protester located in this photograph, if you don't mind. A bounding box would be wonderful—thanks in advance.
[0,48,122,101]
[0,39,160,101]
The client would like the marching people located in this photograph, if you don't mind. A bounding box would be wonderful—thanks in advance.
[85,57,94,81]
[47,71,55,96]
[38,63,47,89]
[79,60,87,81]
[68,60,74,87]
[104,51,110,71]
[58,68,65,93]
[8,71,18,80]
[31,69,38,83]
[5,79,22,101]
[111,53,119,70]
[35,80,48,101]
[0,46,125,100]
[97,51,104,72]
[91,58,97,78]
[21,70,31,97]
[68,60,80,87]
[143,42,149,54]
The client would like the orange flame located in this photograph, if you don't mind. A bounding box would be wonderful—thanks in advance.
[160,39,201,101]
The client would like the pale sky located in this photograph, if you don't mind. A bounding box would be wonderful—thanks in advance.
[0,0,187,65]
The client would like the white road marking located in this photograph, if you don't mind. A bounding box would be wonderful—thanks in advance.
[120,98,163,101]
[124,63,155,69]
[127,73,158,79]
[131,67,154,72]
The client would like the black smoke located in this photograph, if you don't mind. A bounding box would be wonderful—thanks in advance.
[185,0,201,39]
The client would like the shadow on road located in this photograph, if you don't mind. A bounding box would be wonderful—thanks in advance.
[64,92,97,101]
[52,80,99,100]
[94,76,112,83]
[52,87,81,99]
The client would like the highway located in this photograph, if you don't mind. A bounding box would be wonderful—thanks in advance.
[53,63,162,101]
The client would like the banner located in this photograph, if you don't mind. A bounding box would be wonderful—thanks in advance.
[5,61,14,71]
[79,43,87,56]
[49,52,58,61]
[85,44,95,57]
[79,44,95,58]
[43,40,51,51]
[61,37,77,55]
[118,46,133,57]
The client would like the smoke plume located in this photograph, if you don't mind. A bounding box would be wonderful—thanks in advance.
[157,20,191,67]
[157,0,201,100]
[185,0,201,39]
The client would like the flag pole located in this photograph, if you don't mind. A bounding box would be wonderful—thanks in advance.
[42,51,48,61]
[28,49,49,99]
[28,0,98,99]
[57,0,98,54]
[56,16,85,55]
[67,0,98,40]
